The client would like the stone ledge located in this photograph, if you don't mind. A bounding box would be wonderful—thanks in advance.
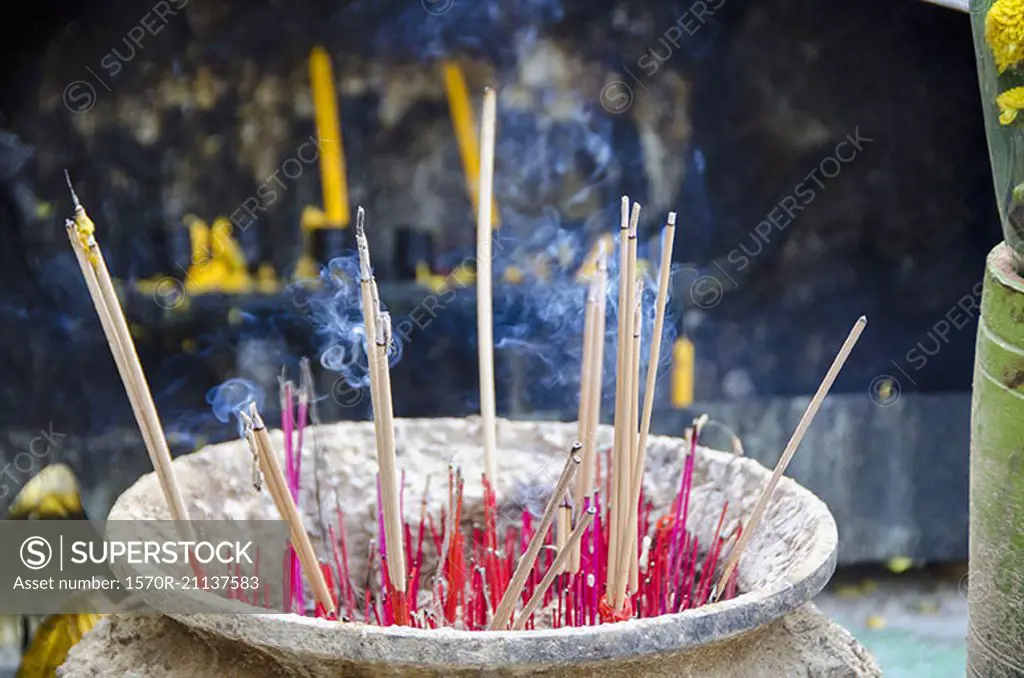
[58,604,881,677]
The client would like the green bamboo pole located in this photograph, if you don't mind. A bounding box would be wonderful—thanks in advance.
[968,242,1024,676]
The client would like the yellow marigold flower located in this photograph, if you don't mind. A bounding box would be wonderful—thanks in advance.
[997,86,1024,124]
[987,0,1024,73]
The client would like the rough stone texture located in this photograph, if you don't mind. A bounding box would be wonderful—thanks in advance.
[67,417,868,675]
[59,603,880,677]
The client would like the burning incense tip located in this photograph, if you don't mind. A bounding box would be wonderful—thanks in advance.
[629,202,641,237]
[355,207,372,282]
[248,402,266,430]
[667,211,677,226]
[64,170,82,210]
[63,175,96,248]
[377,312,393,349]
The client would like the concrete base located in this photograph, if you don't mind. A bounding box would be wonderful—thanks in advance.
[58,604,880,678]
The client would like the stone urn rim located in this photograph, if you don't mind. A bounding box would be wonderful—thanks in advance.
[112,418,839,668]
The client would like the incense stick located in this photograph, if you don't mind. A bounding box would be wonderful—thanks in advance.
[433,465,460,624]
[619,212,677,604]
[613,277,644,605]
[354,207,382,438]
[712,315,867,600]
[300,357,331,560]
[582,250,609,592]
[476,87,499,487]
[513,507,596,629]
[64,178,195,545]
[354,207,409,621]
[627,277,644,597]
[246,406,336,617]
[582,245,608,499]
[490,442,582,630]
[608,196,632,596]
[586,251,608,497]
[373,311,409,618]
[611,201,641,610]
[556,499,572,574]
[66,226,159,478]
[570,251,606,572]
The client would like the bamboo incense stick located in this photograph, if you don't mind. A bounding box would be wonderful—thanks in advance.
[241,411,284,508]
[490,442,582,630]
[566,313,593,572]
[577,277,598,452]
[611,201,641,610]
[64,178,195,544]
[582,250,609,580]
[354,208,383,439]
[619,212,677,604]
[556,499,572,574]
[586,248,609,491]
[66,225,159,472]
[246,406,335,617]
[570,250,606,572]
[65,221,208,562]
[627,278,644,597]
[76,239,191,528]
[608,196,632,596]
[373,311,409,616]
[241,418,263,492]
[476,87,499,487]
[354,207,408,620]
[712,315,867,600]
[512,507,596,630]
[613,278,644,605]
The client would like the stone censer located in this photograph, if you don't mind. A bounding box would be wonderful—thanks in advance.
[60,418,879,676]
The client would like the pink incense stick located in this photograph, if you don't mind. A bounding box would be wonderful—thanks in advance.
[282,381,295,487]
[668,432,698,580]
[280,381,304,615]
[296,385,308,479]
[593,490,604,624]
[328,524,345,615]
[376,475,387,562]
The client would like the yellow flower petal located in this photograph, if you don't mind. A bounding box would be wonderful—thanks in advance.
[987,0,1024,73]
[997,86,1024,125]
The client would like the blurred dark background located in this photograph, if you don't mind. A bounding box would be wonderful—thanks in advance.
[0,0,998,564]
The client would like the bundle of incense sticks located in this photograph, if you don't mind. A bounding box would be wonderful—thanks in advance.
[290,419,740,628]
[63,175,205,579]
[265,189,864,629]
